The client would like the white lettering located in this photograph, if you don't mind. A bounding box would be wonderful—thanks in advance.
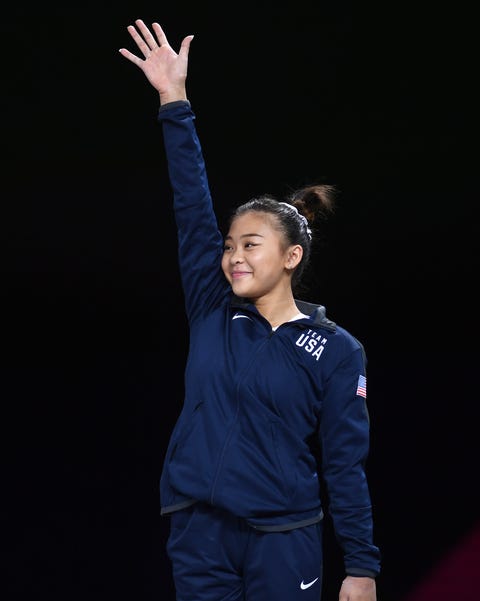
[296,334,309,348]
[295,332,328,361]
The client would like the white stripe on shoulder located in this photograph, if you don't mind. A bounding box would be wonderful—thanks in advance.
[232,313,253,321]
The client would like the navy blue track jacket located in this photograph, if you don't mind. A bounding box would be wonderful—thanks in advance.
[157,100,381,578]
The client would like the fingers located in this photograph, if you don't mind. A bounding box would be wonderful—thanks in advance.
[152,22,169,47]
[125,19,161,59]
[118,47,145,67]
[126,24,150,58]
[119,19,193,65]
[135,19,162,51]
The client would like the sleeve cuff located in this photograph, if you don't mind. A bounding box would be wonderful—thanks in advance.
[158,100,191,114]
[345,569,378,578]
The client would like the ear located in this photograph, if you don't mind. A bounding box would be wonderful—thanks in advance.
[285,245,303,270]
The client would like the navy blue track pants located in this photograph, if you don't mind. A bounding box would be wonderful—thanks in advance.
[166,502,323,601]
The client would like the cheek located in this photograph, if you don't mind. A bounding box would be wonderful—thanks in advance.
[221,255,230,277]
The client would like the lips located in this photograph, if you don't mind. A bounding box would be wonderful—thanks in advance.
[232,271,251,279]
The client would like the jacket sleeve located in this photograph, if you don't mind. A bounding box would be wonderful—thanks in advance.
[319,346,381,577]
[157,101,230,323]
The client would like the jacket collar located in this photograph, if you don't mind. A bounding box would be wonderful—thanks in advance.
[230,296,337,332]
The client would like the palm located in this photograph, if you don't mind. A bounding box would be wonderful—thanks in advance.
[141,45,188,93]
[119,20,192,95]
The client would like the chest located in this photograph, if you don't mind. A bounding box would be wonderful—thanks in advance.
[186,311,330,420]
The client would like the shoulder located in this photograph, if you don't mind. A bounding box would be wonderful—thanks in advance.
[333,324,365,356]
[298,300,366,360]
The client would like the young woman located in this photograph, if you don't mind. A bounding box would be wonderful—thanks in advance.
[119,19,380,601]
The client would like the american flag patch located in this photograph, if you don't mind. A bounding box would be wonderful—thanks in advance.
[356,375,367,398]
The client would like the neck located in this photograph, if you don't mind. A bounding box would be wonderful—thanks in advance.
[254,296,300,329]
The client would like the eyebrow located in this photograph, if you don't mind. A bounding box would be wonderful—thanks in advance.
[224,233,265,241]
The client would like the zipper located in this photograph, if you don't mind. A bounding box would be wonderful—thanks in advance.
[209,332,271,505]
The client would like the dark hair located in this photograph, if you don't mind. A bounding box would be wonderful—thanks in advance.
[229,184,336,292]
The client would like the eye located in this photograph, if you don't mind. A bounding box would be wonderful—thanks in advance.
[223,244,233,252]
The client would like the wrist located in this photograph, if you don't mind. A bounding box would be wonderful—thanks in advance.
[159,89,188,105]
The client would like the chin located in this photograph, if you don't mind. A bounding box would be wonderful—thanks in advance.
[231,284,252,298]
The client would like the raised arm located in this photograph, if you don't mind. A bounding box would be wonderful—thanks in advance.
[119,19,194,105]
[119,19,228,322]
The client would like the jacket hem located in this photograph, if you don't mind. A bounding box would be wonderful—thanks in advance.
[160,498,197,515]
[246,510,324,532]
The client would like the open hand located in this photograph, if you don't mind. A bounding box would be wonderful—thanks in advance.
[119,19,194,103]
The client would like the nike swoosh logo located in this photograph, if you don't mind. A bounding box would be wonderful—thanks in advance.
[232,314,252,321]
[300,577,319,590]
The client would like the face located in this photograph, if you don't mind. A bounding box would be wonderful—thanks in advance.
[221,212,300,301]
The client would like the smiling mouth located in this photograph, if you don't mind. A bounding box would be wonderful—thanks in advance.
[232,271,251,279]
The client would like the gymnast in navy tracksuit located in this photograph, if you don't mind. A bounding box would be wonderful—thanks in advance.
[120,19,381,601]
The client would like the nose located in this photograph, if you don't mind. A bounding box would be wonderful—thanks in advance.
[229,248,244,264]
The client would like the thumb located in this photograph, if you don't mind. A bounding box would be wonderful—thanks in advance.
[179,34,194,58]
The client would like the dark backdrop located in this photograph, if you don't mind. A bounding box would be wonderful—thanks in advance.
[3,2,478,601]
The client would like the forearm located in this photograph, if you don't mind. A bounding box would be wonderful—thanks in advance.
[157,101,226,318]
[320,351,381,576]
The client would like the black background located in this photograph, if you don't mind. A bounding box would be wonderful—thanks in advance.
[3,2,479,600]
